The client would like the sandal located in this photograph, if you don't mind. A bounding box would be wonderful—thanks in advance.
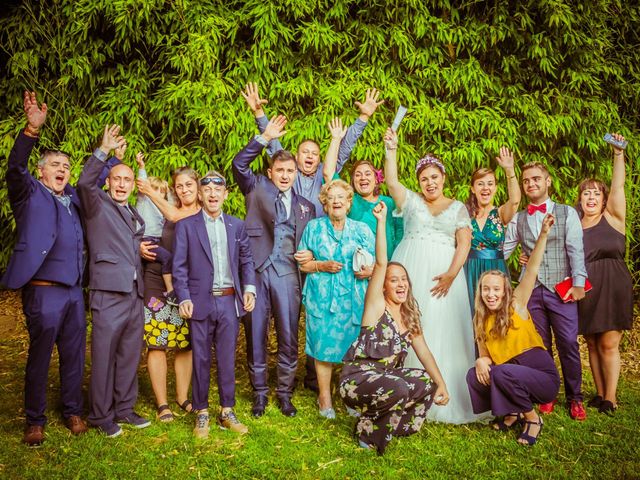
[598,400,617,416]
[176,399,193,414]
[492,413,522,432]
[156,404,174,423]
[518,416,544,446]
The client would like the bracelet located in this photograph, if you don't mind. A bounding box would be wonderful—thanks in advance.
[315,261,320,273]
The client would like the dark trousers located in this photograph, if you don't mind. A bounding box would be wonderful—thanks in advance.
[466,348,560,416]
[142,236,173,275]
[244,265,300,400]
[528,285,583,402]
[88,288,143,426]
[22,284,86,426]
[191,295,239,410]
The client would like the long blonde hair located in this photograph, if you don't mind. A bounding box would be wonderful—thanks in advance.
[473,270,514,343]
[386,262,422,337]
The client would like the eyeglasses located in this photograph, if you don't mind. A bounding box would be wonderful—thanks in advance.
[200,177,226,187]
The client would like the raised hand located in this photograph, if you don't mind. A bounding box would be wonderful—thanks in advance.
[372,201,387,222]
[241,82,269,116]
[495,146,514,169]
[136,178,152,195]
[23,91,47,132]
[355,88,384,120]
[114,140,128,160]
[99,124,126,154]
[540,213,555,235]
[262,115,287,142]
[136,152,145,169]
[384,127,398,150]
[327,117,347,140]
[610,132,626,156]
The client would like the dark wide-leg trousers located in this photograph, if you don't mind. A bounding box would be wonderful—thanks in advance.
[22,284,86,426]
[88,288,143,426]
[466,347,560,416]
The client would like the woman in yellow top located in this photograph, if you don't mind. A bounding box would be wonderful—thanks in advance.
[466,214,560,446]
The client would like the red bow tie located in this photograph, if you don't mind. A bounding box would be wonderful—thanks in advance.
[527,203,547,215]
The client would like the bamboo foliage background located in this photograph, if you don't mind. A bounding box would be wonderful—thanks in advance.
[0,0,638,290]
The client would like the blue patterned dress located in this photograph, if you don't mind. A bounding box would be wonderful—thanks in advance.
[299,216,375,363]
[464,207,509,309]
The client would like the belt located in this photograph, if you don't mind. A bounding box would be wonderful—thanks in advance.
[29,280,65,287]
[468,249,504,260]
[211,287,235,297]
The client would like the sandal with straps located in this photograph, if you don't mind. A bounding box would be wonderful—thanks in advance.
[156,404,174,423]
[176,399,193,414]
[492,413,522,432]
[518,416,544,446]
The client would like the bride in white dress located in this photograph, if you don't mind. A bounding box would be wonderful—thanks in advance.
[384,128,488,424]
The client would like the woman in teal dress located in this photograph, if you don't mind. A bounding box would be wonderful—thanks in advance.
[464,147,521,310]
[322,118,403,260]
[297,179,375,419]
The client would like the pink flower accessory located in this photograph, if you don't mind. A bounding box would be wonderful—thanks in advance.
[415,155,445,175]
[374,169,385,184]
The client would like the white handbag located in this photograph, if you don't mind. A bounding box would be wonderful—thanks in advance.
[352,247,374,272]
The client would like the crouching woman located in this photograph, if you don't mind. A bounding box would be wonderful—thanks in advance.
[339,201,449,455]
[466,214,560,446]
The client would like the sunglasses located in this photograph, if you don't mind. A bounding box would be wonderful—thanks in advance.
[200,176,226,187]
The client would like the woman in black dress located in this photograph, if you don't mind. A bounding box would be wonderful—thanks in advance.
[339,202,449,455]
[577,133,633,414]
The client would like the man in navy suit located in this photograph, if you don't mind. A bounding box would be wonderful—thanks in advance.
[232,115,316,418]
[2,92,88,446]
[172,171,256,438]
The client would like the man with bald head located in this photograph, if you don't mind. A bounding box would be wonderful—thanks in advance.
[77,125,149,437]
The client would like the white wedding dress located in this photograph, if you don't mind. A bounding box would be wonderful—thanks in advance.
[392,190,488,424]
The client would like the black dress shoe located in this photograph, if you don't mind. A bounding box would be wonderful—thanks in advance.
[252,396,268,417]
[587,395,603,408]
[277,398,297,417]
[598,400,617,416]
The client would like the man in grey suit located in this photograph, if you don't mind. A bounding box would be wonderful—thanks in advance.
[77,124,149,437]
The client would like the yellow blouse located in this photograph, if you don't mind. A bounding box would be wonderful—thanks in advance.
[484,308,545,365]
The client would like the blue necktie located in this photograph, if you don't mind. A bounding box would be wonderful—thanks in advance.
[275,192,287,224]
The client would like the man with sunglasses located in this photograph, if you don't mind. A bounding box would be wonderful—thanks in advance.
[1,92,118,446]
[172,172,256,438]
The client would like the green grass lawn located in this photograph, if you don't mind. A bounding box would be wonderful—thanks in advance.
[0,292,638,480]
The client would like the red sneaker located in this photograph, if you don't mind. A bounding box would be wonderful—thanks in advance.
[539,399,557,414]
[569,400,587,421]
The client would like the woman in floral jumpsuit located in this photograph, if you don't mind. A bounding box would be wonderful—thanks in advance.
[339,202,449,454]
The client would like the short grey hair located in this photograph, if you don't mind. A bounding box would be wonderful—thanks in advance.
[38,150,71,168]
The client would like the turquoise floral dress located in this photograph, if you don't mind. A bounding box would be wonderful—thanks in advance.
[464,207,509,309]
[339,311,436,455]
[299,216,375,363]
[348,194,404,260]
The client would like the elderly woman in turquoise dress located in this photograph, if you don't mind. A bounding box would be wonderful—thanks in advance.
[296,179,375,419]
[464,147,521,311]
[322,118,403,260]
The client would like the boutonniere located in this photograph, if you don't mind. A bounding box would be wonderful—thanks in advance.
[300,204,310,219]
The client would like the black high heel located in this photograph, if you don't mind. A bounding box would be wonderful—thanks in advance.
[518,416,544,446]
[598,400,617,416]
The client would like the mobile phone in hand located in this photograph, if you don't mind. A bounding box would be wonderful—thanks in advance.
[604,133,628,150]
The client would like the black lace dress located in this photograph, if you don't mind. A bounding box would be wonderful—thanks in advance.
[339,311,437,454]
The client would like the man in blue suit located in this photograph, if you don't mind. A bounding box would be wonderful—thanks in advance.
[2,92,88,446]
[172,171,256,439]
[232,115,316,418]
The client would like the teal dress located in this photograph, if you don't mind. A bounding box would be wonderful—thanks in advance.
[299,216,375,363]
[464,208,509,309]
[348,194,404,260]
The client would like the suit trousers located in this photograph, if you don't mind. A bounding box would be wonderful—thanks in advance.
[527,285,583,402]
[21,284,86,426]
[88,287,143,426]
[191,294,239,410]
[466,347,560,416]
[244,265,301,399]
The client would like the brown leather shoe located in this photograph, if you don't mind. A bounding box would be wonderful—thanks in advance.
[22,425,45,446]
[65,415,88,435]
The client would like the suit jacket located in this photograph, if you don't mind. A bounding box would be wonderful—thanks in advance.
[1,132,117,289]
[232,138,316,274]
[77,154,145,296]
[172,212,256,320]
